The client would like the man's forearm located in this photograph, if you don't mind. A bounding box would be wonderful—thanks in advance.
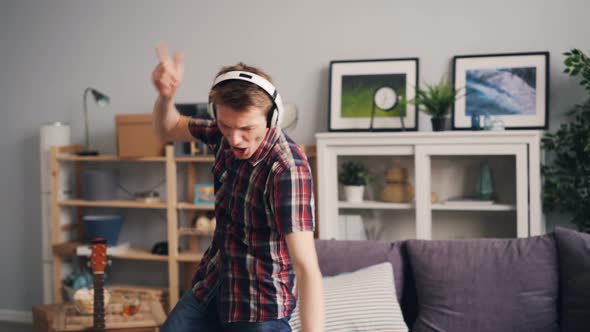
[152,95,180,141]
[296,266,324,332]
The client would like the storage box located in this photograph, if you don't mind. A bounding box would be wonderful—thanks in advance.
[32,304,60,332]
[194,184,215,205]
[115,114,165,157]
[107,284,170,312]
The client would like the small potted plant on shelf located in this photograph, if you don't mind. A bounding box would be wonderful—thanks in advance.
[542,48,590,233]
[338,161,371,203]
[409,77,462,131]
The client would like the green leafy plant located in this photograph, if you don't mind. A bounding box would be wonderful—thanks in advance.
[338,161,370,186]
[409,77,463,118]
[563,49,590,93]
[542,48,590,233]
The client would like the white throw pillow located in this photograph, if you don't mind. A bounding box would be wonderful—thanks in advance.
[289,262,407,332]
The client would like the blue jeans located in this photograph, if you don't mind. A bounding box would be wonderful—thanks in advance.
[161,290,292,332]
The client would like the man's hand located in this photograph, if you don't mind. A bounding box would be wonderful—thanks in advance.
[285,231,324,332]
[151,42,184,99]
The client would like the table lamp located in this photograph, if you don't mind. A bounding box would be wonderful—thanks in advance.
[78,88,110,156]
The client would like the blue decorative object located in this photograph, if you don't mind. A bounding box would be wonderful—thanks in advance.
[72,271,93,290]
[475,161,494,200]
[471,112,481,130]
[83,214,124,246]
[194,184,215,205]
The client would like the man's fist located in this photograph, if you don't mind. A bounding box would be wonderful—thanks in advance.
[151,42,184,98]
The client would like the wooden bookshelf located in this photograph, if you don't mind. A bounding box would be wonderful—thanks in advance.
[50,143,317,309]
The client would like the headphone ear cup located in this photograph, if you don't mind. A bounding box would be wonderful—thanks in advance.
[207,102,216,121]
[267,108,278,128]
[273,105,282,129]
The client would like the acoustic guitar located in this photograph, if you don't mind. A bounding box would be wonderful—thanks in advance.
[90,238,108,332]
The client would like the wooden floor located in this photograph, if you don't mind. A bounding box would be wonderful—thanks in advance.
[0,321,32,332]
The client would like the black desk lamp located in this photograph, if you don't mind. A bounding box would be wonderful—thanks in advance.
[77,88,110,156]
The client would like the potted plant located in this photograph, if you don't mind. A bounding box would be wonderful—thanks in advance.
[338,161,371,203]
[410,77,462,131]
[542,48,590,233]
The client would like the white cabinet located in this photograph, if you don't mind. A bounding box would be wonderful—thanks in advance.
[316,131,543,240]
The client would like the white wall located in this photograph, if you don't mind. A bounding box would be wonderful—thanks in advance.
[1,0,589,313]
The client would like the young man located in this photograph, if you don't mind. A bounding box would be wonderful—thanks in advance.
[151,43,324,332]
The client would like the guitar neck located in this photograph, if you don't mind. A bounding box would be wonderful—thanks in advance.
[93,273,105,332]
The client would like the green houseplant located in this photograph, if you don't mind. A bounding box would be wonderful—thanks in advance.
[410,77,462,131]
[542,48,590,233]
[338,161,371,202]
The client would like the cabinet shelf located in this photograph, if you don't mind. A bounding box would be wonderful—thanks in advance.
[53,242,168,261]
[177,252,204,262]
[432,203,516,211]
[177,202,215,210]
[175,156,215,163]
[106,248,168,262]
[178,227,214,237]
[57,154,166,162]
[59,199,168,209]
[58,200,216,211]
[57,153,215,163]
[338,200,413,210]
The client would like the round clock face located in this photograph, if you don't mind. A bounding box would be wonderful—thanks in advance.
[374,86,398,110]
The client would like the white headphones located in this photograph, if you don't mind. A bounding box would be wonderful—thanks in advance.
[207,71,284,128]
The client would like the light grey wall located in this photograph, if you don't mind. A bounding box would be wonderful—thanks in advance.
[1,0,589,313]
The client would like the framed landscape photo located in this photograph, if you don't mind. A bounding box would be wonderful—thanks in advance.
[452,52,549,130]
[329,58,419,131]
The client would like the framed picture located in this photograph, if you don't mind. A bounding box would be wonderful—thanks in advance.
[329,58,419,131]
[194,184,215,206]
[452,52,549,130]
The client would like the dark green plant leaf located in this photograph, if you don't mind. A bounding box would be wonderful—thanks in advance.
[544,49,590,232]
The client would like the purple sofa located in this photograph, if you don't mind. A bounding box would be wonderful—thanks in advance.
[315,227,590,332]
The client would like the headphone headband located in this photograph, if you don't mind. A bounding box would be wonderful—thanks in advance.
[208,70,284,128]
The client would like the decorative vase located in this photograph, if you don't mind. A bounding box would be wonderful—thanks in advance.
[381,167,414,203]
[381,184,413,203]
[344,185,364,203]
[475,161,494,200]
[431,117,450,131]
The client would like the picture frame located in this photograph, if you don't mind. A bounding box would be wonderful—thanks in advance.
[452,52,549,130]
[194,184,215,206]
[329,58,419,131]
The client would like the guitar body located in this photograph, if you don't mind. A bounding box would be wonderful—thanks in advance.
[90,238,107,332]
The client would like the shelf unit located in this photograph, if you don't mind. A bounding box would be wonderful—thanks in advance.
[49,144,215,307]
[317,130,544,241]
[49,143,317,309]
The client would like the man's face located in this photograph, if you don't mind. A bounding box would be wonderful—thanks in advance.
[215,104,269,160]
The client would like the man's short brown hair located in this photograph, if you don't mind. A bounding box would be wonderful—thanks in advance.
[209,63,274,114]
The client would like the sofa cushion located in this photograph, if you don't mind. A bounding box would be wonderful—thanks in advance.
[406,234,559,332]
[315,239,417,326]
[553,227,590,332]
[289,262,407,332]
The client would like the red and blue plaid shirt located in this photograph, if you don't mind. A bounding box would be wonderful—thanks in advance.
[188,118,315,323]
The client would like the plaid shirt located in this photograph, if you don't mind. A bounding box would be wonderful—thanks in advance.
[187,118,315,323]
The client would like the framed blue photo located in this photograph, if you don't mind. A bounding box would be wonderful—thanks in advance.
[452,52,549,130]
[194,184,215,205]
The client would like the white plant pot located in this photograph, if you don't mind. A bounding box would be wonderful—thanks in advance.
[344,185,365,203]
